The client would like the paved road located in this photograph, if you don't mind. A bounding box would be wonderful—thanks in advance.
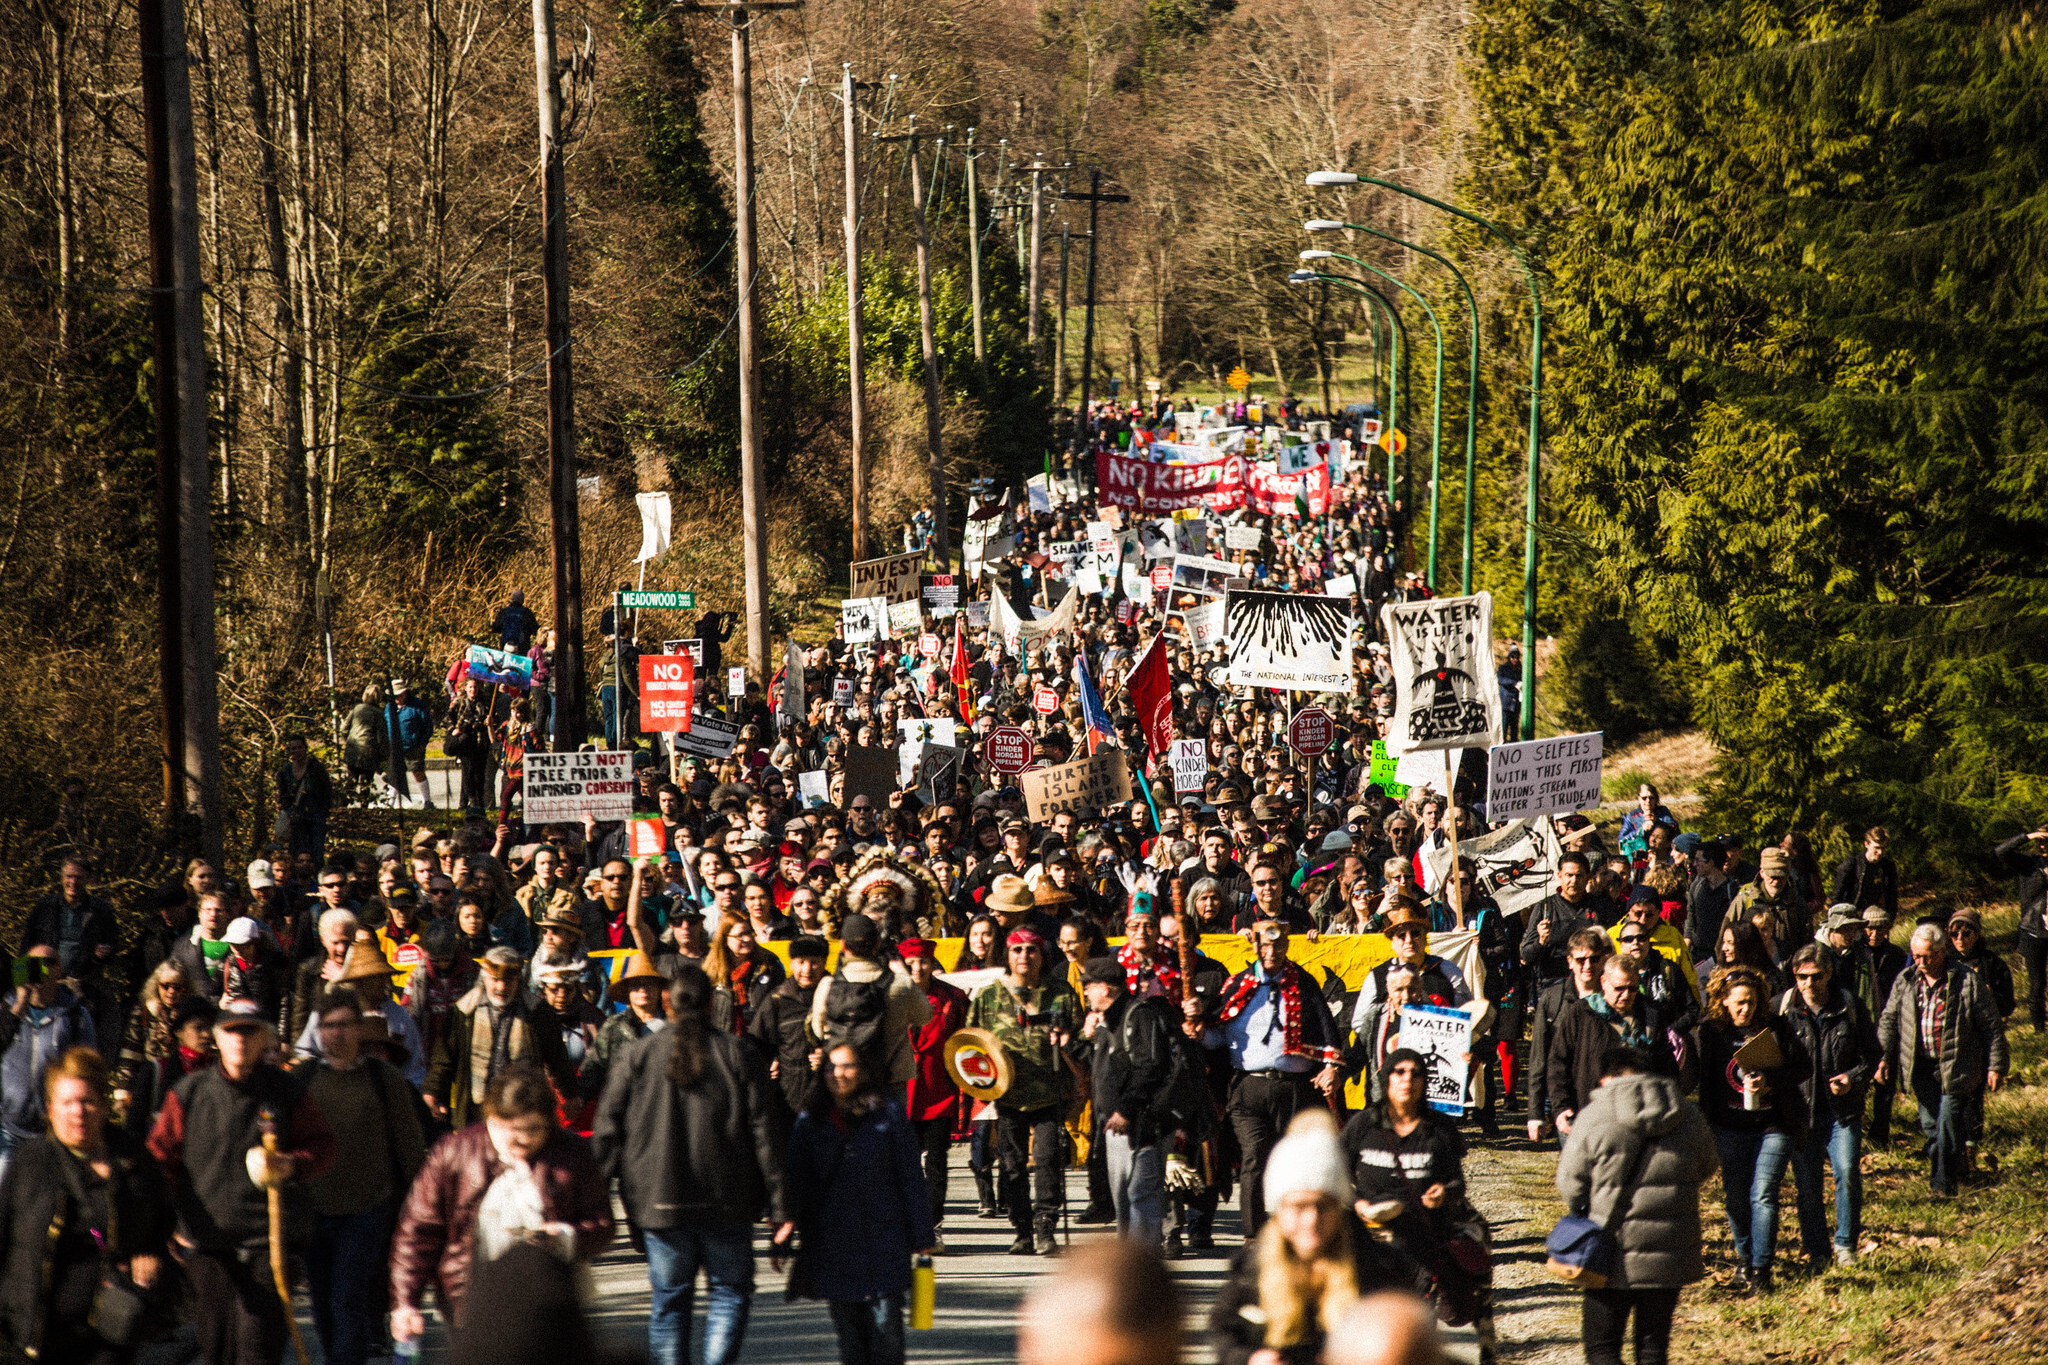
[142,1153,1503,1365]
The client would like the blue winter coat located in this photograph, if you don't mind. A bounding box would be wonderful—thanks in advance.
[0,988,97,1140]
[785,1095,933,1301]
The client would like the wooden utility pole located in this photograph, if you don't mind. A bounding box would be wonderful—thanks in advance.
[533,0,586,747]
[140,0,223,859]
[842,64,871,559]
[877,117,949,560]
[1021,156,1050,349]
[964,126,985,367]
[678,0,801,678]
[1062,169,1129,455]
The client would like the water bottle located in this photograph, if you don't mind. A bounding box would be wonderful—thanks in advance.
[910,1254,935,1330]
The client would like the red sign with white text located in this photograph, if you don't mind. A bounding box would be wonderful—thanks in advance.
[639,653,695,732]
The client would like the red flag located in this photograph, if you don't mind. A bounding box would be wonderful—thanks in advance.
[950,618,975,725]
[1127,631,1173,758]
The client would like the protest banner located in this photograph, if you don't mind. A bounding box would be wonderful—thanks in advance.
[1243,459,1331,517]
[831,678,854,706]
[915,743,961,806]
[663,638,706,666]
[850,552,924,604]
[1486,731,1605,820]
[1138,520,1176,561]
[887,599,923,637]
[1074,568,1106,598]
[963,600,989,627]
[1095,450,1246,515]
[1171,554,1237,598]
[1223,523,1263,552]
[1032,687,1059,715]
[1169,738,1208,794]
[1020,748,1133,821]
[841,745,899,805]
[524,750,634,823]
[1043,540,1085,575]
[897,718,957,784]
[917,632,941,660]
[1182,598,1226,651]
[1379,593,1503,751]
[1087,538,1121,581]
[1364,740,1408,798]
[840,597,887,644]
[1326,573,1357,598]
[984,726,1035,774]
[1394,746,1462,794]
[466,645,534,689]
[1173,518,1209,557]
[1423,817,1558,917]
[628,816,667,859]
[1399,1003,1474,1115]
[637,654,695,732]
[672,712,740,760]
[797,771,830,809]
[921,574,960,617]
[726,667,746,697]
[988,586,1078,659]
[1224,590,1357,692]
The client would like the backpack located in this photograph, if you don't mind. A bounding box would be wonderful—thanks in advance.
[821,965,892,1077]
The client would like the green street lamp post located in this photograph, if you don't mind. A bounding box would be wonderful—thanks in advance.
[1307,219,1480,594]
[1302,248,1444,589]
[1288,268,1406,551]
[1309,170,1543,740]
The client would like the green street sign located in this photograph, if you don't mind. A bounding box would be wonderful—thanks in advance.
[621,590,696,610]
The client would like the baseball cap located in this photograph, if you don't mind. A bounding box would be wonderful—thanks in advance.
[223,917,262,947]
[246,859,276,890]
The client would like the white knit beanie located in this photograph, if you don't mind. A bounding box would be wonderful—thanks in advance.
[1262,1108,1351,1209]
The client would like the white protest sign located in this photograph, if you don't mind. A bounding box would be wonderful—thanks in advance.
[726,667,746,697]
[1379,593,1503,751]
[1326,573,1357,597]
[1224,524,1263,552]
[1393,745,1463,793]
[887,599,923,637]
[1074,568,1106,599]
[523,751,635,823]
[797,771,830,809]
[1173,518,1208,557]
[1169,738,1208,795]
[832,678,855,706]
[841,597,887,644]
[1183,598,1226,651]
[1399,1002,1473,1116]
[1486,732,1604,821]
[1122,561,1147,601]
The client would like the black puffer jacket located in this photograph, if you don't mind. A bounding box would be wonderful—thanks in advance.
[591,1025,787,1231]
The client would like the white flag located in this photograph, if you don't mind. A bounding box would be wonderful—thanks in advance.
[634,492,673,562]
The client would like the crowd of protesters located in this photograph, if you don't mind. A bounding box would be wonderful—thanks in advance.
[0,393,2037,1365]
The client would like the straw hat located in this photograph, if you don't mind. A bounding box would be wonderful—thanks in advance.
[985,874,1036,916]
[537,909,586,940]
[1033,882,1077,909]
[605,952,670,1007]
[338,936,398,981]
[1381,903,1430,935]
[356,1013,412,1068]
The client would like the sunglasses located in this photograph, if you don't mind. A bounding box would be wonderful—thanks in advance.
[1252,878,1279,888]
[1618,934,1647,945]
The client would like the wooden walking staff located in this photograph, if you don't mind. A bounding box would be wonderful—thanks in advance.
[257,1108,313,1365]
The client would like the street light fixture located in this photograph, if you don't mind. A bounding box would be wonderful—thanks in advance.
[1305,216,1481,596]
[1309,169,1542,739]
[1302,248,1446,591]
[1287,268,1407,495]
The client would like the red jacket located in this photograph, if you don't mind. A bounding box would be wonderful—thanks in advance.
[389,1121,614,1327]
[905,978,969,1122]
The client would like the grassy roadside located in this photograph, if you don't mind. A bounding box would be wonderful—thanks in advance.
[1673,901,2048,1365]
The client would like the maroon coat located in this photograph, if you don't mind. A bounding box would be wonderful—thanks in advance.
[389,1121,613,1326]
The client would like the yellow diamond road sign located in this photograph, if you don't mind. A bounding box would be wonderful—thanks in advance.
[1226,365,1250,392]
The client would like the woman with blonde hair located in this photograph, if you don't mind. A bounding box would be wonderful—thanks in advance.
[1209,1110,1421,1365]
[1694,965,1799,1295]
[112,961,194,1123]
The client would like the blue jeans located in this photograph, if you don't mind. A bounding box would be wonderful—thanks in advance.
[1788,1117,1862,1256]
[306,1201,396,1365]
[601,684,620,749]
[1910,1058,1968,1195]
[644,1225,756,1365]
[828,1294,906,1365]
[1711,1126,1796,1268]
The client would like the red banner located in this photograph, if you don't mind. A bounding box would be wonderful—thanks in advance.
[1244,460,1331,517]
[639,653,695,732]
[1095,450,1246,514]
